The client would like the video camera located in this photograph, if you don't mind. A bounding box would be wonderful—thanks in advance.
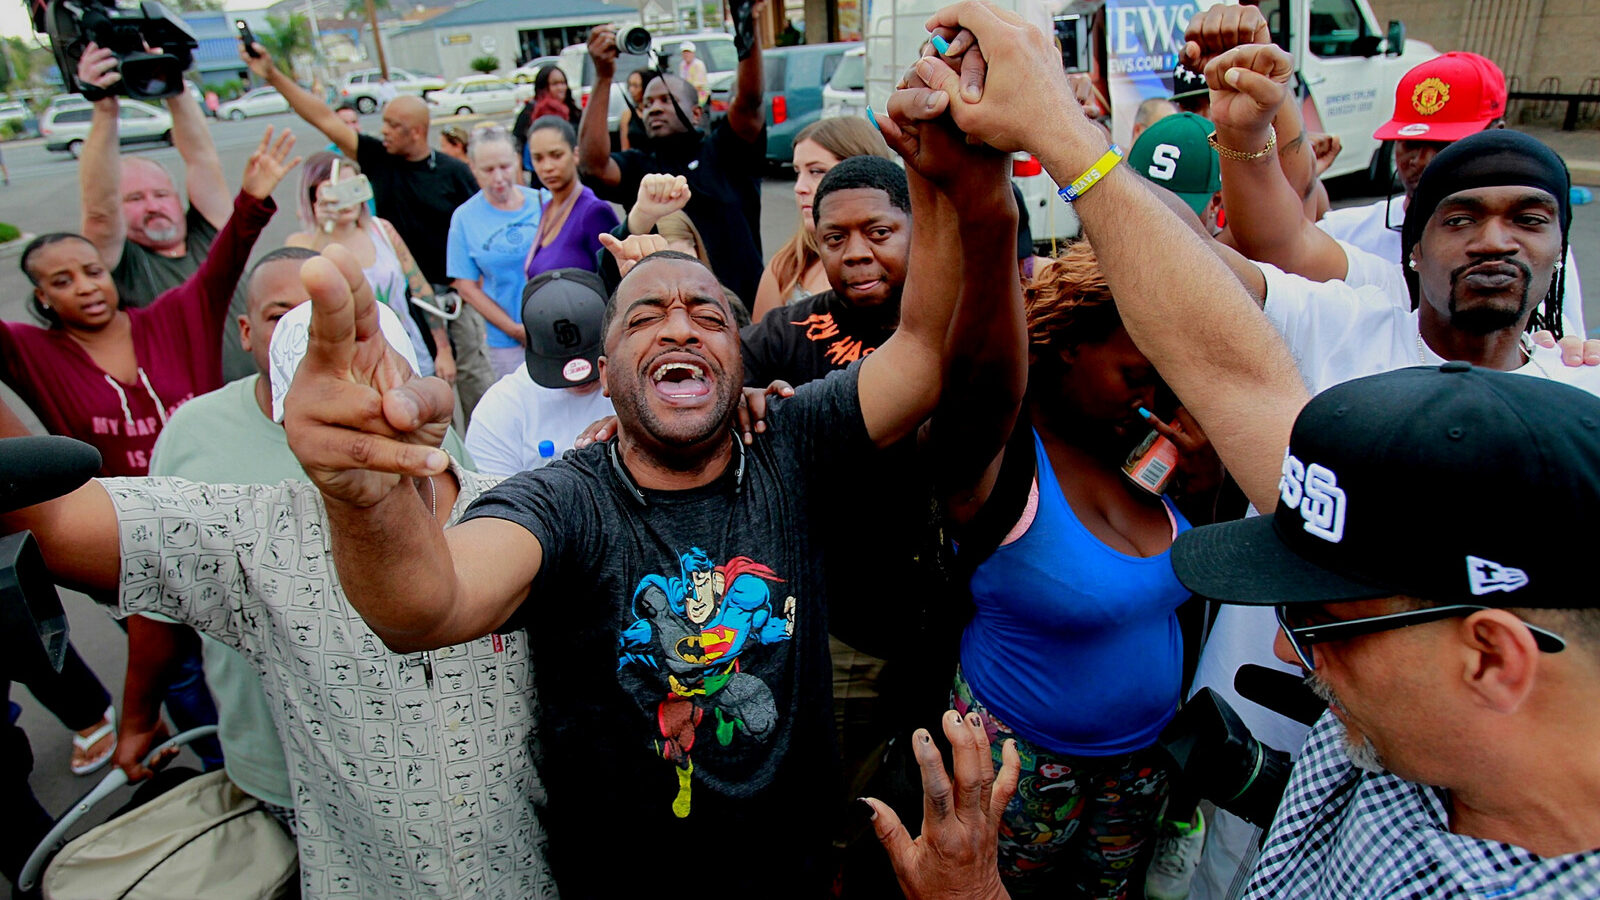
[34,0,199,102]
[0,436,101,686]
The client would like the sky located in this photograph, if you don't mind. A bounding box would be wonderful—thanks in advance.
[0,0,277,43]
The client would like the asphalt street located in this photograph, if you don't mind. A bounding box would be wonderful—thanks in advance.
[0,107,1596,897]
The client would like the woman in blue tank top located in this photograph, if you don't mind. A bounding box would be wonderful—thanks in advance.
[946,242,1219,899]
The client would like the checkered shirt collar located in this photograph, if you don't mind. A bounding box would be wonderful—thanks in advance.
[1240,713,1600,899]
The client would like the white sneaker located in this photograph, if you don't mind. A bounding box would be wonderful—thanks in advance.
[1145,808,1206,900]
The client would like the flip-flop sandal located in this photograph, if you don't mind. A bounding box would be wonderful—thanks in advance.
[70,705,117,776]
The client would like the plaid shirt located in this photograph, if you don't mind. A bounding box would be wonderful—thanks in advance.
[1241,714,1600,899]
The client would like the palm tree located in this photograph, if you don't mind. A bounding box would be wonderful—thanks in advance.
[259,13,312,79]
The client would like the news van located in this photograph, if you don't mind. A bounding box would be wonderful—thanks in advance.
[843,0,1436,248]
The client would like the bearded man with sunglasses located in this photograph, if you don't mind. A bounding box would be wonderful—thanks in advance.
[1170,362,1600,898]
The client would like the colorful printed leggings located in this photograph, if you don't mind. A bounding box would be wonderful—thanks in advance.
[952,669,1170,900]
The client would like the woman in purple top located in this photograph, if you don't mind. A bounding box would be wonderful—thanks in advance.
[523,116,619,280]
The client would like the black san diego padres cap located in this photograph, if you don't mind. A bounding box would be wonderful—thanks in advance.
[521,268,606,389]
[1172,362,1600,607]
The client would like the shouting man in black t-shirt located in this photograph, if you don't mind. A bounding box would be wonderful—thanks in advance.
[577,23,767,306]
[285,80,1024,894]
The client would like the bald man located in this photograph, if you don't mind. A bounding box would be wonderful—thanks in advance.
[241,48,496,422]
[75,43,239,365]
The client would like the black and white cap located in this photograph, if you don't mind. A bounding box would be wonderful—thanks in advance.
[1171,61,1208,100]
[521,268,606,389]
[1172,363,1600,607]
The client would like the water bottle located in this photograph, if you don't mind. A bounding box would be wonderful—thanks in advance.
[536,440,556,467]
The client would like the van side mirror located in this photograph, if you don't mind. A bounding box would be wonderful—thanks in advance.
[1385,20,1406,56]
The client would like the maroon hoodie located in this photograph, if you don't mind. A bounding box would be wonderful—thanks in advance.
[0,191,275,475]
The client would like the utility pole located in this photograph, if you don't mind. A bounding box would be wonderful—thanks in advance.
[364,0,388,80]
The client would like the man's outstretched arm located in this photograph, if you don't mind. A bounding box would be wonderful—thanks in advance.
[1205,43,1350,283]
[875,59,1026,522]
[0,400,119,593]
[576,26,623,187]
[850,94,972,449]
[285,246,538,651]
[166,87,231,229]
[76,45,127,267]
[241,44,357,157]
[923,1,1307,511]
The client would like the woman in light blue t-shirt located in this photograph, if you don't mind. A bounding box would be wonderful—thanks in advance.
[446,125,547,379]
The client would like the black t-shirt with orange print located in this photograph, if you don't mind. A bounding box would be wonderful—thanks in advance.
[740,290,900,389]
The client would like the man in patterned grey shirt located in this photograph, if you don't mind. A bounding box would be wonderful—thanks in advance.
[0,414,555,897]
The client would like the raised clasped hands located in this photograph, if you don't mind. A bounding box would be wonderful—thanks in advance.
[283,244,457,509]
[878,47,1010,200]
[912,0,1096,157]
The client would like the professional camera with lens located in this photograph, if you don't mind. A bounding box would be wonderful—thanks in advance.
[33,0,199,101]
[1159,686,1298,828]
[621,25,652,57]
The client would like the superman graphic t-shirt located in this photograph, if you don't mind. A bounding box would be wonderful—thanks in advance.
[463,363,874,894]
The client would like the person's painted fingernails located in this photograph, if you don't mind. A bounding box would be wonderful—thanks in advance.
[930,33,951,54]
[852,797,877,822]
[865,107,880,130]
[1137,407,1153,420]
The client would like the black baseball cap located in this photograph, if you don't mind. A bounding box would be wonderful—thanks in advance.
[1172,363,1600,608]
[1171,61,1208,101]
[521,268,606,389]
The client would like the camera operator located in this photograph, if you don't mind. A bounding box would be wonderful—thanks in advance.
[75,43,248,377]
[576,17,767,305]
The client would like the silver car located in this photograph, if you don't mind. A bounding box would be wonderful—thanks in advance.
[41,99,173,158]
[217,87,290,121]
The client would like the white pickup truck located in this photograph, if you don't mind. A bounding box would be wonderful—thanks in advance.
[840,0,1436,248]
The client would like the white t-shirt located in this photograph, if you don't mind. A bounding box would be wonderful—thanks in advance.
[463,363,615,477]
[1187,262,1600,900]
[1319,198,1586,337]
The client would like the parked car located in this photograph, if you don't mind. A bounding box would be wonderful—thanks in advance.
[339,68,448,113]
[426,76,527,116]
[509,56,563,84]
[46,93,89,111]
[821,46,866,120]
[217,87,290,120]
[558,32,739,136]
[0,101,37,137]
[761,41,856,164]
[41,99,173,157]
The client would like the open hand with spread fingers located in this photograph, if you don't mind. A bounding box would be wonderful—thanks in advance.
[865,710,1020,900]
[240,125,302,200]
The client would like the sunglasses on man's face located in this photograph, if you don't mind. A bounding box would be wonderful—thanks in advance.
[1275,603,1567,670]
